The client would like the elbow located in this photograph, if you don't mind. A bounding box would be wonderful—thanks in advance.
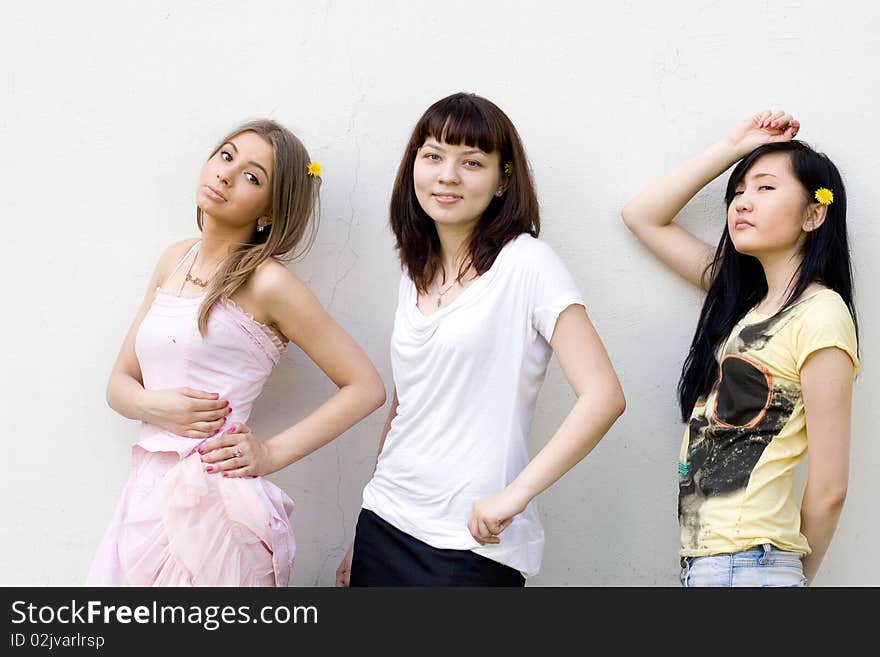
[105,377,118,413]
[373,385,388,413]
[807,481,848,512]
[611,386,627,420]
[620,204,637,232]
[825,485,848,510]
[366,374,387,413]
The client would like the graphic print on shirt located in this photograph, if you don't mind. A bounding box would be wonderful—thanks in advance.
[678,311,800,548]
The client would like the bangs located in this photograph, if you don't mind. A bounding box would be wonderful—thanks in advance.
[414,96,505,154]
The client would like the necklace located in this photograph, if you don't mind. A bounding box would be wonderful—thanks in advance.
[185,271,210,287]
[436,280,457,308]
[178,247,216,295]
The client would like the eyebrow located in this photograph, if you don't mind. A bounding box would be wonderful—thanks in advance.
[423,141,486,156]
[736,172,778,186]
[224,141,271,180]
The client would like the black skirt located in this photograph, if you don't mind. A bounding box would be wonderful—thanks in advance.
[349,508,525,587]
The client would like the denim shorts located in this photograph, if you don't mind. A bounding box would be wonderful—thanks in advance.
[679,544,807,587]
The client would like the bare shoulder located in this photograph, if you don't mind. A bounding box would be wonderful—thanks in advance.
[249,257,313,303]
[154,238,200,279]
[247,258,325,336]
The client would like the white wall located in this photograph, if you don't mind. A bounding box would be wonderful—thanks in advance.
[1,0,876,586]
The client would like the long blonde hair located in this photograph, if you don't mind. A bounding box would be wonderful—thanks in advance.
[195,119,320,334]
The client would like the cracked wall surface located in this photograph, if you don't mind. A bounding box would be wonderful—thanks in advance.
[1,0,878,585]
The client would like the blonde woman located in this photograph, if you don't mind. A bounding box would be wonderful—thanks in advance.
[88,120,386,586]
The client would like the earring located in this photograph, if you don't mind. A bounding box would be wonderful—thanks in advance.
[257,224,265,232]
[495,189,504,197]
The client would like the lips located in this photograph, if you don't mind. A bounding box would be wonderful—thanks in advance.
[432,192,462,204]
[205,185,226,201]
[733,218,754,230]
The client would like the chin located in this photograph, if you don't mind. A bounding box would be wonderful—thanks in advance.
[729,237,757,256]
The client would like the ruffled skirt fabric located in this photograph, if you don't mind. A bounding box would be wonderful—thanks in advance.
[87,444,295,587]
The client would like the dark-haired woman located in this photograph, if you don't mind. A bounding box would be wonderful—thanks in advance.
[87,121,386,586]
[622,111,859,586]
[335,92,625,586]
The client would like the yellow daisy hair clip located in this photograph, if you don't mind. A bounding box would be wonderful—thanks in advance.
[503,162,513,176]
[307,161,322,178]
[814,187,834,206]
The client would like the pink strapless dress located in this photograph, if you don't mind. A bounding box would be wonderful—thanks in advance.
[87,288,296,586]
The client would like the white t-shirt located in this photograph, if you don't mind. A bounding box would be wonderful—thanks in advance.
[361,234,584,577]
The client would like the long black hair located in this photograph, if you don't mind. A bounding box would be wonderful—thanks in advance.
[677,140,857,421]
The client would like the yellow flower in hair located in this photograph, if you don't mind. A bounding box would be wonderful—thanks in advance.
[307,161,322,178]
[503,162,513,176]
[814,187,834,205]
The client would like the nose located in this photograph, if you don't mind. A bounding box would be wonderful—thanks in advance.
[437,160,460,185]
[734,192,752,212]
[216,163,232,186]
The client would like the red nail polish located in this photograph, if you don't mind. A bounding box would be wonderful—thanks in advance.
[205,466,213,472]
[226,427,236,434]
[222,473,228,478]
[198,448,204,454]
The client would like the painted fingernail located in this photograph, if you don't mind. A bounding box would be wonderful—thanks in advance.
[771,121,778,127]
[226,428,236,434]
[205,466,213,473]
[224,400,229,406]
[198,448,204,454]
[222,473,229,478]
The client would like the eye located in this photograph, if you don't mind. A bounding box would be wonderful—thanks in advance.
[423,152,440,161]
[244,172,260,186]
[732,190,744,197]
[758,185,775,191]
[220,150,232,162]
[464,160,482,168]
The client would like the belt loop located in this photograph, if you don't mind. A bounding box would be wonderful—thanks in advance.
[759,543,771,565]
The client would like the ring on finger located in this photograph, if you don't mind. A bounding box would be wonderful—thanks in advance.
[234,447,243,459]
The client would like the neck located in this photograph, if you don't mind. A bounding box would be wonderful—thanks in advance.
[757,245,803,307]
[435,221,475,280]
[198,213,256,264]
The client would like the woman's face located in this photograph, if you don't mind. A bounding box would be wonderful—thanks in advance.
[197,130,274,228]
[412,137,503,233]
[727,152,814,257]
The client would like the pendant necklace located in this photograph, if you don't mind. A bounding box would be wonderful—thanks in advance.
[436,280,457,308]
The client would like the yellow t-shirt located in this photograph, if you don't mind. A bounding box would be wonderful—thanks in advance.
[678,289,859,557]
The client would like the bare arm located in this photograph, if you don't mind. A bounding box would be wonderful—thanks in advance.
[373,388,399,468]
[621,110,799,289]
[467,304,626,544]
[798,347,854,584]
[200,263,386,476]
[106,239,230,437]
[335,389,398,587]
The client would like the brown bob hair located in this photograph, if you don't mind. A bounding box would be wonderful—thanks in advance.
[389,92,540,293]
